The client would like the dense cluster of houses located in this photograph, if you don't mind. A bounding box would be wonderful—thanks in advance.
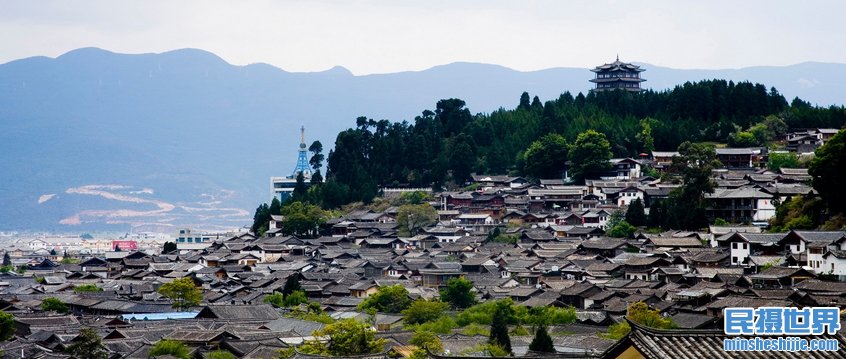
[2,204,846,358]
[0,141,844,358]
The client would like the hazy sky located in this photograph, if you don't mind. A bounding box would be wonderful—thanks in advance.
[1,0,843,75]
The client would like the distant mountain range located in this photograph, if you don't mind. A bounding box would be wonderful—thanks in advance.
[1,47,844,231]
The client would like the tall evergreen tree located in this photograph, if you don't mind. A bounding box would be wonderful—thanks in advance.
[66,327,108,359]
[282,275,302,296]
[809,129,846,214]
[162,242,177,254]
[308,140,325,185]
[2,253,10,267]
[625,198,647,227]
[518,92,531,110]
[489,302,512,355]
[647,200,666,228]
[530,96,543,112]
[308,140,324,172]
[292,171,308,202]
[665,142,720,230]
[528,325,554,353]
[269,197,282,216]
[250,203,271,235]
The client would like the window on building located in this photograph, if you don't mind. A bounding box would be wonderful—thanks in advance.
[742,243,747,250]
[732,243,738,249]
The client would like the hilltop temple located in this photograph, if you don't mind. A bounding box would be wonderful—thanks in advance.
[590,56,646,92]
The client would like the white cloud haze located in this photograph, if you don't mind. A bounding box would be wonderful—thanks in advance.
[0,0,842,75]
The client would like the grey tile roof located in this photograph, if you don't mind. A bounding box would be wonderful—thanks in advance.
[604,321,846,359]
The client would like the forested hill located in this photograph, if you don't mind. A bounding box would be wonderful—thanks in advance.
[316,80,846,207]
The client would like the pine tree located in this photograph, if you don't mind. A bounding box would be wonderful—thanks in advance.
[488,302,512,355]
[250,203,271,235]
[66,327,108,359]
[528,325,554,353]
[518,92,531,110]
[309,140,324,172]
[625,198,647,227]
[162,242,177,254]
[269,197,282,216]
[2,253,10,267]
[648,199,668,229]
[293,171,308,202]
[282,275,302,296]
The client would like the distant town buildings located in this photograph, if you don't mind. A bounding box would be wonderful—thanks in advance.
[175,228,217,250]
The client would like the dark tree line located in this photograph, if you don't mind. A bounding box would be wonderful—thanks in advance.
[295,80,845,212]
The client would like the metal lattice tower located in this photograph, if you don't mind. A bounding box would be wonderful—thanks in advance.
[292,125,312,178]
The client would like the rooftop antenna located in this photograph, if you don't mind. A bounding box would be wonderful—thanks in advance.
[616,54,619,62]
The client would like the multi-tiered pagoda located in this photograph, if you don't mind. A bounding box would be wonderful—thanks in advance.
[589,56,646,92]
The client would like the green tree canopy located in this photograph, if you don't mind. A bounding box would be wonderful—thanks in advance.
[518,92,531,110]
[397,204,437,236]
[663,142,720,230]
[636,118,657,154]
[41,297,68,313]
[251,202,271,236]
[440,277,476,309]
[627,302,676,329]
[400,191,430,205]
[602,302,676,340]
[568,130,612,183]
[309,140,324,172]
[607,220,637,238]
[162,241,177,254]
[522,133,568,179]
[488,300,512,355]
[357,285,412,313]
[149,339,190,359]
[528,325,555,353]
[158,277,202,310]
[279,201,329,238]
[410,330,444,354]
[767,152,801,171]
[809,129,846,214]
[206,349,237,359]
[728,131,758,147]
[0,311,15,341]
[282,275,302,296]
[282,290,309,307]
[299,318,386,356]
[625,198,647,227]
[73,284,103,293]
[402,299,449,325]
[292,171,308,201]
[263,292,285,308]
[65,327,108,359]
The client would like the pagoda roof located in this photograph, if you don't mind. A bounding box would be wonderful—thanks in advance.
[590,77,646,83]
[591,58,645,72]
